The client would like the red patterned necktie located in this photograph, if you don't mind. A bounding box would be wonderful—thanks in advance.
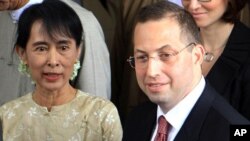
[154,115,169,141]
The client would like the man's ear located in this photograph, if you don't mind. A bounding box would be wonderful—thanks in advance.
[15,45,27,63]
[192,44,205,65]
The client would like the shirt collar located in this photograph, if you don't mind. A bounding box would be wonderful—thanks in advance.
[156,76,205,140]
[9,0,43,23]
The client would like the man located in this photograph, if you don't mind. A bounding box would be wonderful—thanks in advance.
[0,0,111,105]
[123,1,249,141]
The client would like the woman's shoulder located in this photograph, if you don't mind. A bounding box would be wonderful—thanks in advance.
[73,90,120,125]
[0,93,32,115]
[0,93,32,107]
[75,90,116,110]
[233,20,250,38]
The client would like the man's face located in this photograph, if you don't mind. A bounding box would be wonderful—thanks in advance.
[0,0,27,11]
[133,18,203,111]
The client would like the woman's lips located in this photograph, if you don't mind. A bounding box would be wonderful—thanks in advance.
[43,73,61,82]
[191,12,206,19]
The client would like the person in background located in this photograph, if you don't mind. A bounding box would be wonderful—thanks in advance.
[240,0,250,27]
[0,1,122,140]
[182,0,250,120]
[79,0,120,51]
[0,0,111,106]
[168,0,183,6]
[123,1,249,141]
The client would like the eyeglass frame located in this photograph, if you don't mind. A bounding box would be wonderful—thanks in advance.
[127,42,196,69]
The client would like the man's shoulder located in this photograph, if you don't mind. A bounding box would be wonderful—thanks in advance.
[0,93,32,114]
[195,82,249,124]
[211,93,249,124]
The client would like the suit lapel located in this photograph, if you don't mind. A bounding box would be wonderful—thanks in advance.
[174,83,216,141]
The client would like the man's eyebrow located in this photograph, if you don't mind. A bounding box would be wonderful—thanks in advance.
[134,44,171,53]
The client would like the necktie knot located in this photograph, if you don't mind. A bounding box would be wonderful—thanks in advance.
[158,116,167,134]
[154,115,169,141]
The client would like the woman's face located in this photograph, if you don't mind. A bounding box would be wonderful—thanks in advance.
[182,0,228,28]
[17,21,80,92]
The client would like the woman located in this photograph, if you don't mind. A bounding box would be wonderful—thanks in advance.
[0,1,122,141]
[182,0,250,119]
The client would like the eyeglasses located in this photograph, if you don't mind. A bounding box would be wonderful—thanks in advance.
[127,43,196,69]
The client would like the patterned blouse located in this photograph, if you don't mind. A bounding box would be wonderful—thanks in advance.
[0,90,122,141]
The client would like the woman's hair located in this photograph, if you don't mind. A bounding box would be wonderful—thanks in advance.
[15,0,83,49]
[222,0,248,23]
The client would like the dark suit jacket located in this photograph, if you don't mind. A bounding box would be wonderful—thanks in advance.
[206,20,250,120]
[123,82,249,141]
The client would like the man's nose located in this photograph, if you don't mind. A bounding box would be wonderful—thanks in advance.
[146,57,161,78]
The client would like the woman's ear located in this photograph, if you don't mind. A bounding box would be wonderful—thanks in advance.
[15,45,27,63]
[77,44,82,60]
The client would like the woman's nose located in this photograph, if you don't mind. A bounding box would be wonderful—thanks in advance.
[185,0,202,11]
[47,48,59,67]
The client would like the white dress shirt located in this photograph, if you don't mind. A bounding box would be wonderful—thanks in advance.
[151,76,206,141]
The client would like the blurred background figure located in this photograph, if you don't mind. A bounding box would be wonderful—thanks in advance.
[169,0,183,6]
[79,0,119,51]
[240,0,250,27]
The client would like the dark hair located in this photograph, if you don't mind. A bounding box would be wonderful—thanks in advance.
[15,0,83,49]
[133,1,202,45]
[223,0,248,22]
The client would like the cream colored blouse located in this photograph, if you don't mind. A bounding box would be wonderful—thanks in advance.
[0,90,122,141]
